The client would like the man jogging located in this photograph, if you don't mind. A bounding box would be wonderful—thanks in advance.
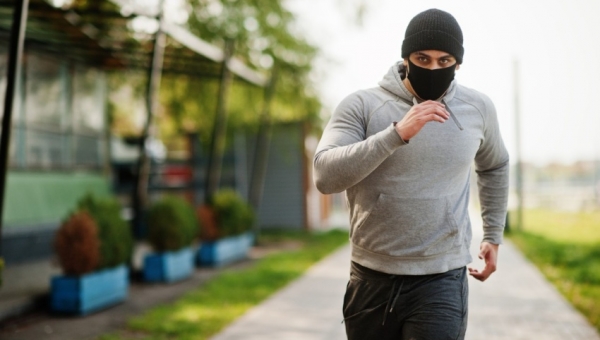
[313,8,509,339]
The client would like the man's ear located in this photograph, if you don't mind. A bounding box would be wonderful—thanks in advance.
[455,64,461,71]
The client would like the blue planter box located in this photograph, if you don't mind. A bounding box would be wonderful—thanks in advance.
[197,232,254,267]
[143,247,194,283]
[51,264,128,315]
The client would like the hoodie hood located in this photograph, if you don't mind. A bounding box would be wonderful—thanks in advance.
[378,61,457,104]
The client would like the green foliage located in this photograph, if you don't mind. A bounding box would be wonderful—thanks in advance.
[78,194,134,269]
[186,0,317,79]
[146,196,199,252]
[511,208,600,243]
[55,0,323,145]
[211,189,255,237]
[511,232,600,284]
[508,209,600,333]
[156,0,322,145]
[117,229,348,339]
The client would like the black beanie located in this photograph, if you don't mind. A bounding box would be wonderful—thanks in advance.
[401,9,464,64]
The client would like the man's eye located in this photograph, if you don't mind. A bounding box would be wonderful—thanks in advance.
[418,57,428,62]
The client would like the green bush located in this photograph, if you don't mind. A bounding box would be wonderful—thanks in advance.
[146,196,198,252]
[78,194,134,269]
[211,189,255,237]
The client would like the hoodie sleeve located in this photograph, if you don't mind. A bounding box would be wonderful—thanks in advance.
[474,94,510,245]
[313,91,406,194]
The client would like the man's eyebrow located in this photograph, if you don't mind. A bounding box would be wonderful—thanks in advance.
[415,51,454,59]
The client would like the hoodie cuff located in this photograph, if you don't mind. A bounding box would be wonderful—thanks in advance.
[387,122,408,145]
[482,226,504,245]
[393,121,409,144]
[376,125,408,155]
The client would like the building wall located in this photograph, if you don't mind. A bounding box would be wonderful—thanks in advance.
[256,123,306,230]
[0,48,111,264]
[137,124,308,231]
[2,172,110,264]
[4,172,110,226]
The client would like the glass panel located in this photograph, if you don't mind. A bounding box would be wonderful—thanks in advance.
[74,134,103,167]
[73,65,104,134]
[26,128,65,168]
[25,53,63,128]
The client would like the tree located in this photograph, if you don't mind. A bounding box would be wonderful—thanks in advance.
[157,0,321,141]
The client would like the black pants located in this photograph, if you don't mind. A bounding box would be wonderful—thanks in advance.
[343,262,468,340]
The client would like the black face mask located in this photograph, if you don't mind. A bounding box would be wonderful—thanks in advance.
[406,59,456,100]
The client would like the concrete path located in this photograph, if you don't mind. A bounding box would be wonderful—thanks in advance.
[212,223,600,339]
[211,243,350,340]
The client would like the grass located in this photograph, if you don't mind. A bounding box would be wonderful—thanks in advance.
[510,208,600,243]
[507,209,600,332]
[99,229,348,340]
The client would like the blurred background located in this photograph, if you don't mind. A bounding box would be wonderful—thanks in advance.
[290,0,600,212]
[0,0,599,336]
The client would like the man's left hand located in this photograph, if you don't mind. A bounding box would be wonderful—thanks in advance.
[468,242,499,282]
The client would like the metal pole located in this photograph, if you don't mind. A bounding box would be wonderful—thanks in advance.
[131,0,166,237]
[248,65,277,228]
[0,0,29,256]
[204,40,235,202]
[513,59,523,231]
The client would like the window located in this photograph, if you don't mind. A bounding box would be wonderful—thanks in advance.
[73,65,105,168]
[25,54,64,128]
[10,50,108,171]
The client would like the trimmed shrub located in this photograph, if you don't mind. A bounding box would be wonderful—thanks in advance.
[197,204,219,241]
[54,211,101,275]
[78,194,134,269]
[211,189,255,237]
[147,196,198,252]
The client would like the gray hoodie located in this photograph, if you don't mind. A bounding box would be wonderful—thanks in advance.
[313,62,509,275]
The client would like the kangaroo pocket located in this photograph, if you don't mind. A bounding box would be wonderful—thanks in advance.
[353,194,459,258]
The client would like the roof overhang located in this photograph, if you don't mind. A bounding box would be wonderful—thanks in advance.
[0,0,267,86]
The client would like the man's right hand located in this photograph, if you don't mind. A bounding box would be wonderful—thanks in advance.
[394,101,449,141]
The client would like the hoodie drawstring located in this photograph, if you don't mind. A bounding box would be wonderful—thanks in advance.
[442,100,464,131]
[409,98,463,131]
[382,277,404,325]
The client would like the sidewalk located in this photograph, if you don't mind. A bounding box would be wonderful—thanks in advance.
[211,242,350,340]
[212,224,600,340]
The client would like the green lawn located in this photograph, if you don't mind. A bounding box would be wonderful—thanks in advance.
[100,229,349,340]
[507,209,600,332]
[511,209,600,243]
